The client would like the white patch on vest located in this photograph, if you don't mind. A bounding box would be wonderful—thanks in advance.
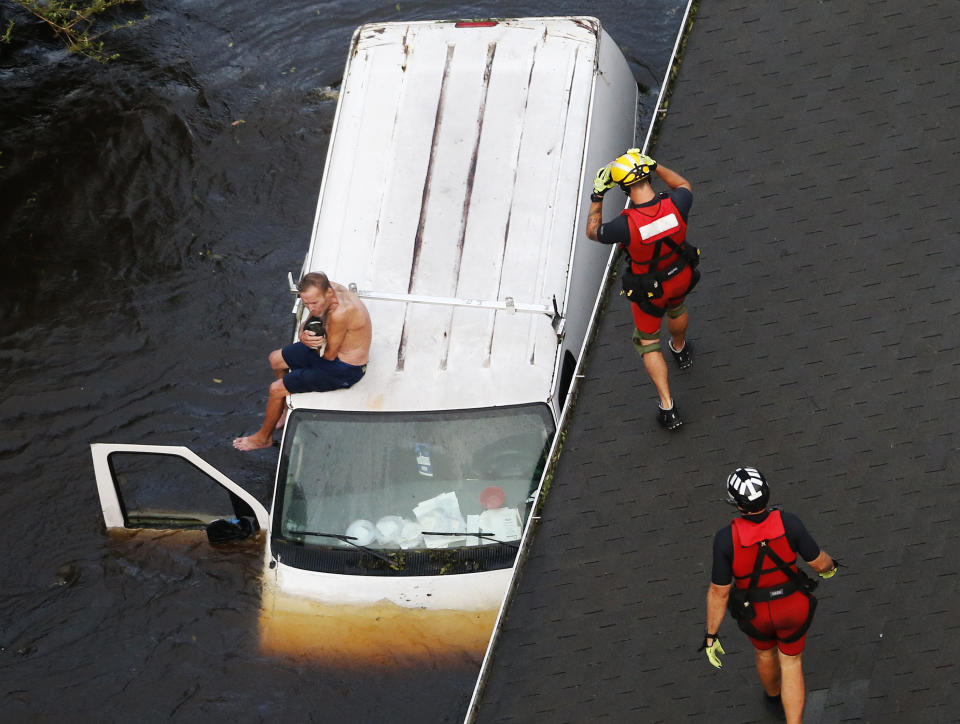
[638,212,679,241]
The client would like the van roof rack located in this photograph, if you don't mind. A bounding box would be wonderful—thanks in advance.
[286,273,565,336]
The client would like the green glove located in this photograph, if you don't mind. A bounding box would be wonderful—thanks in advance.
[626,148,656,166]
[820,558,841,579]
[592,165,615,196]
[697,634,725,668]
[705,637,725,668]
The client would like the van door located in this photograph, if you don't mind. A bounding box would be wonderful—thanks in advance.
[90,443,269,531]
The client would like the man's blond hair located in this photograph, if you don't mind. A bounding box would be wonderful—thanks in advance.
[298,272,330,294]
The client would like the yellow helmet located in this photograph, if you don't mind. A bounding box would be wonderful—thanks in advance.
[609,150,657,190]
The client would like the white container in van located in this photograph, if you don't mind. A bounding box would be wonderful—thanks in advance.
[91,16,638,655]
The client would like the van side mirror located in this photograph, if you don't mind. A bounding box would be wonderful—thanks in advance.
[206,516,258,544]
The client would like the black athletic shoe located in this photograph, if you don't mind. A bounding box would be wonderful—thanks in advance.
[669,340,694,369]
[763,693,785,720]
[657,404,682,430]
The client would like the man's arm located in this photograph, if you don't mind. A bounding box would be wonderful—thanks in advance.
[322,307,349,360]
[585,198,604,241]
[586,163,618,241]
[782,512,834,573]
[806,550,836,575]
[656,163,692,192]
[706,582,731,642]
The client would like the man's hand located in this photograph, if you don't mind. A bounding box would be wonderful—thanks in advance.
[626,148,657,170]
[300,328,326,350]
[592,165,615,196]
[702,636,725,669]
[819,558,841,579]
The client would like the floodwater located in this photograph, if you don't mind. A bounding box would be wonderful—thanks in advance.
[0,1,688,720]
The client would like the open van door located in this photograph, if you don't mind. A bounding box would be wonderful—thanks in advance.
[90,443,269,533]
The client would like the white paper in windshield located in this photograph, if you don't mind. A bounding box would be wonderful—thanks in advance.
[466,507,522,544]
[414,491,467,548]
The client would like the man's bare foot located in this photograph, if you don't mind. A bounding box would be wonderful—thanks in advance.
[274,409,288,431]
[233,434,273,451]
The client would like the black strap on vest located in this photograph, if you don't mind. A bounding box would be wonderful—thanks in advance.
[623,193,700,277]
[625,236,689,279]
[620,245,700,317]
[733,540,818,644]
[621,265,667,318]
[620,200,701,315]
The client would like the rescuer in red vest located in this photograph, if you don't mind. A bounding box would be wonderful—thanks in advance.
[702,467,839,723]
[585,150,700,430]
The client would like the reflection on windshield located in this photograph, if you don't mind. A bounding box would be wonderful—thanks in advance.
[274,404,553,556]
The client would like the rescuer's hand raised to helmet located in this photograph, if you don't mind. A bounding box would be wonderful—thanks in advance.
[592,165,616,196]
[626,148,657,169]
[609,150,658,190]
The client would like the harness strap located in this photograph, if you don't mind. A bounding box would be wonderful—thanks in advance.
[624,237,689,278]
[734,539,818,644]
[745,579,799,602]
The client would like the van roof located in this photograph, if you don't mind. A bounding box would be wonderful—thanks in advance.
[293,17,604,413]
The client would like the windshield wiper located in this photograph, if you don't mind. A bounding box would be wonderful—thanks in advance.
[421,530,520,549]
[288,529,401,569]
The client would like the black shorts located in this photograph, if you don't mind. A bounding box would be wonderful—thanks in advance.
[281,343,366,393]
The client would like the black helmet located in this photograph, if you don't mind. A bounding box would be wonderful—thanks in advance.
[726,467,769,512]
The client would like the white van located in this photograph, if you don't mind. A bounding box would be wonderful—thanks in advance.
[92,16,638,658]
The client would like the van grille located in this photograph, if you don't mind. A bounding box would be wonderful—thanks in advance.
[272,538,517,577]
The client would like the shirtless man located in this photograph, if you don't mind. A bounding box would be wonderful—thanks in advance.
[233,272,371,451]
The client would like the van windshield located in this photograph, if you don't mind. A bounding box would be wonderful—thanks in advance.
[272,404,554,575]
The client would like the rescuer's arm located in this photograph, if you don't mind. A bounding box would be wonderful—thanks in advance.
[586,199,604,241]
[701,582,731,668]
[706,582,730,641]
[586,165,616,241]
[784,512,837,577]
[655,163,692,193]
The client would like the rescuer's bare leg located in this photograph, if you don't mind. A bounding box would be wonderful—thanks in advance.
[667,310,688,354]
[778,651,805,724]
[639,339,673,410]
[754,647,781,696]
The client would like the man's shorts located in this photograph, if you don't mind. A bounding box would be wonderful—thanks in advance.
[281,342,366,394]
[745,592,812,656]
[630,266,695,334]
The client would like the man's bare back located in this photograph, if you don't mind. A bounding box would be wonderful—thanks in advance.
[323,282,371,366]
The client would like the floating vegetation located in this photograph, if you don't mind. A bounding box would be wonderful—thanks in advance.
[7,0,143,62]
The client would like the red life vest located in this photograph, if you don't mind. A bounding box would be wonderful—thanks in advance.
[730,510,799,591]
[620,194,688,274]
